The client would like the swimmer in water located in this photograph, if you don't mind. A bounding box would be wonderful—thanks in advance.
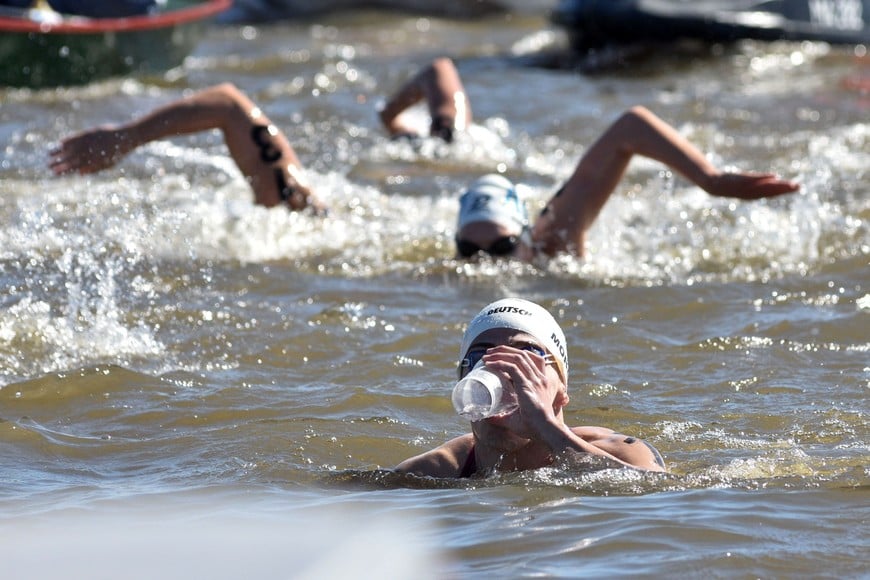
[379,58,801,260]
[395,298,667,477]
[49,83,325,213]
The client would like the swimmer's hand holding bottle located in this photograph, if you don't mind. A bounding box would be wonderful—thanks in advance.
[451,360,518,421]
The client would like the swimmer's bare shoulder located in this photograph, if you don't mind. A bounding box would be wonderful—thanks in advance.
[395,433,474,478]
[571,426,667,472]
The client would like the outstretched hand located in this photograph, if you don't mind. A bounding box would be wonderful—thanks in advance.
[705,171,800,200]
[49,126,133,175]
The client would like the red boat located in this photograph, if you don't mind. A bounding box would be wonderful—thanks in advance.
[0,0,232,88]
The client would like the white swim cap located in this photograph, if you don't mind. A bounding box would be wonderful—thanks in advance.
[459,298,568,383]
[457,174,528,235]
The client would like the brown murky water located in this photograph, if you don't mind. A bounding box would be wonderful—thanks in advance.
[1,8,867,578]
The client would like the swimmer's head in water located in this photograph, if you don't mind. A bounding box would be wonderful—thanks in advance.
[459,297,568,384]
[457,174,528,236]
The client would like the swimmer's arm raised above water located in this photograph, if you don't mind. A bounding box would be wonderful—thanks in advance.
[50,83,323,211]
[379,57,471,140]
[532,106,800,256]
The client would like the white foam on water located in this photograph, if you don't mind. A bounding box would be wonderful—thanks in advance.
[0,179,167,383]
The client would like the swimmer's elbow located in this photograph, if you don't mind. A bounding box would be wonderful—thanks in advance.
[623,105,653,120]
[214,82,241,95]
[394,459,430,478]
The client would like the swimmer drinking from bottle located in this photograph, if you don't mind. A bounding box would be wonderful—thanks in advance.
[395,298,667,477]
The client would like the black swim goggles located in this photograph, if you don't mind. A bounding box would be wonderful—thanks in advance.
[455,235,520,258]
[457,344,553,379]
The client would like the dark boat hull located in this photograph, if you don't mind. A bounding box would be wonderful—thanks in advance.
[552,0,870,51]
[0,0,231,88]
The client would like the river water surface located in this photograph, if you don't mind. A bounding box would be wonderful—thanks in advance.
[1,8,868,579]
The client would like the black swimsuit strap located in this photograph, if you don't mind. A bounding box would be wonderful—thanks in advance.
[459,445,476,478]
[643,440,666,469]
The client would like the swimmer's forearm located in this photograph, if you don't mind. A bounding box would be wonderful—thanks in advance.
[617,106,719,190]
[553,106,718,236]
[125,85,243,146]
[619,107,798,199]
[425,58,469,122]
[539,420,666,471]
[532,415,632,467]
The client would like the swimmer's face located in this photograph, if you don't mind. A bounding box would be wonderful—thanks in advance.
[465,328,566,441]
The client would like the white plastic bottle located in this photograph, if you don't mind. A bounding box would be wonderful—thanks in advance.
[451,360,517,421]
